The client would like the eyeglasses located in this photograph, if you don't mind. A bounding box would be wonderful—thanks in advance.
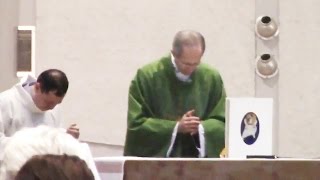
[176,59,200,67]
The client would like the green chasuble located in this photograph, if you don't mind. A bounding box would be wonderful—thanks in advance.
[124,55,226,157]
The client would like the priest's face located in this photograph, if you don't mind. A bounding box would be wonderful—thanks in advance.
[33,83,64,111]
[174,46,203,76]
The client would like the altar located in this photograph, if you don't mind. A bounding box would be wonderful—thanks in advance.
[94,157,320,180]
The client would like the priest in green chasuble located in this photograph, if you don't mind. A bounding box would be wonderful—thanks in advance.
[124,30,226,157]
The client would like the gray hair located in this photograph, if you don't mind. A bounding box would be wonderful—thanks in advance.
[0,126,99,180]
[172,30,206,57]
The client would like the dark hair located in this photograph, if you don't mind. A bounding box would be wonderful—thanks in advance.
[37,69,69,97]
[172,30,206,57]
[15,154,95,180]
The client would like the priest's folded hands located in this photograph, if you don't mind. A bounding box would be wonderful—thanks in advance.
[178,109,200,135]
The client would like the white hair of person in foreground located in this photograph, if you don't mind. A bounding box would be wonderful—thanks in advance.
[0,125,99,180]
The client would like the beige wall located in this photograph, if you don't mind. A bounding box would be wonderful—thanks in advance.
[35,0,255,156]
[278,0,320,158]
[0,0,20,91]
[2,0,320,157]
[0,0,35,91]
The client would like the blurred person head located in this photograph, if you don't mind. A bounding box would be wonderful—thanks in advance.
[15,154,94,180]
[0,126,94,180]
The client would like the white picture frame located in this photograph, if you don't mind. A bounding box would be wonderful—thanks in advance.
[226,97,274,158]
